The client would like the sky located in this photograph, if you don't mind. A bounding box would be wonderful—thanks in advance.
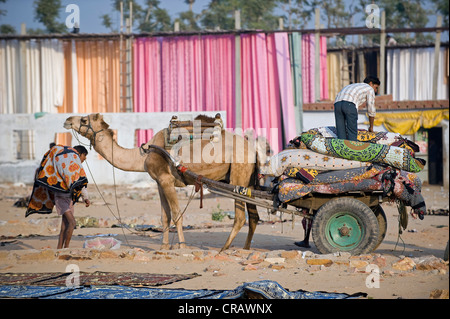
[0,0,444,35]
[0,0,211,33]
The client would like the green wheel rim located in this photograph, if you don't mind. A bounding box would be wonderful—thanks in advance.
[325,212,364,251]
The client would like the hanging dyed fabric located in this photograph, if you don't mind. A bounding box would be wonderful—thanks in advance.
[241,33,283,152]
[133,35,235,147]
[75,40,121,114]
[386,47,449,101]
[0,39,64,114]
[301,34,329,103]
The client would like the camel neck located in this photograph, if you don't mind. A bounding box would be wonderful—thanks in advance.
[92,132,146,172]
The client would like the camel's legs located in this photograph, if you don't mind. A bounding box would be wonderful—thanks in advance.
[157,185,172,250]
[157,179,186,249]
[220,200,246,251]
[243,203,259,249]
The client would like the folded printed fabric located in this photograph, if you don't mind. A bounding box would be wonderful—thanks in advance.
[300,133,425,173]
[259,149,372,176]
[26,145,88,217]
[304,127,420,155]
[277,166,426,219]
[306,126,412,145]
[277,177,383,203]
[284,168,319,184]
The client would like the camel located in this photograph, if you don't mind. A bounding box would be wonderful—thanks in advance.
[64,113,263,251]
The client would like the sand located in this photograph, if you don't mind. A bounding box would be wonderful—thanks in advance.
[0,181,448,299]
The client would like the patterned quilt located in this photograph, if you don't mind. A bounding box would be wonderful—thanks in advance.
[26,145,88,217]
[300,133,425,173]
[304,126,420,153]
[260,149,372,177]
[276,164,426,219]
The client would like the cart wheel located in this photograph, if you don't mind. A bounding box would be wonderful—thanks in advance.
[372,205,387,251]
[312,198,380,255]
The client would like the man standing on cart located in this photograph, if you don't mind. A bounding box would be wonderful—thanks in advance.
[334,76,380,141]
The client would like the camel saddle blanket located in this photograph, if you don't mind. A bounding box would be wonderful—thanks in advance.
[164,114,223,150]
[26,145,88,217]
[300,134,425,173]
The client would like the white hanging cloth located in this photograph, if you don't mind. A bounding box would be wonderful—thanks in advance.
[387,47,449,101]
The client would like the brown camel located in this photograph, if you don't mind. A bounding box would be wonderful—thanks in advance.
[64,113,262,251]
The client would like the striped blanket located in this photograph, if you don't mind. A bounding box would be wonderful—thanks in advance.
[26,145,88,217]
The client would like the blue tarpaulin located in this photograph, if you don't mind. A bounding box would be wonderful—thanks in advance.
[0,280,365,299]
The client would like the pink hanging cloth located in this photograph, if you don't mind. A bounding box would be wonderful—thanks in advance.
[133,37,162,145]
[302,34,329,103]
[274,32,297,143]
[320,36,329,101]
[241,33,282,153]
[133,35,236,146]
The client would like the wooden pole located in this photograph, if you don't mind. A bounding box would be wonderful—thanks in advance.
[432,15,442,100]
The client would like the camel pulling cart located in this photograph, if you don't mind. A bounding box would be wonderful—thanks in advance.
[147,130,426,256]
[62,113,426,256]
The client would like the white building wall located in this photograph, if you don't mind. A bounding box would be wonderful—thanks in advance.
[0,111,225,185]
[0,110,448,188]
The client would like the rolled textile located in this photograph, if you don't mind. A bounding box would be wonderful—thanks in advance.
[277,166,425,219]
[259,148,372,176]
[300,133,425,173]
[305,126,420,154]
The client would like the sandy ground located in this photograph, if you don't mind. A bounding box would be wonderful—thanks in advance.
[0,181,448,299]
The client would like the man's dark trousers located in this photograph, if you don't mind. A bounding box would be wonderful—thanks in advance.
[334,101,358,141]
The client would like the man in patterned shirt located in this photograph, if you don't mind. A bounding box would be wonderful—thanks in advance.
[334,76,380,141]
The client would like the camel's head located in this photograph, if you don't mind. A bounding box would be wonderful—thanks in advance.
[64,113,110,141]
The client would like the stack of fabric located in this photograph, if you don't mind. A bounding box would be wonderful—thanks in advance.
[260,127,426,219]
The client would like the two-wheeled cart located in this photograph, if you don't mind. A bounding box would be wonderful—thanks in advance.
[147,144,389,255]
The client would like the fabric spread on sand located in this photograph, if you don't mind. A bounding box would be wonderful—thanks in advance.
[0,272,199,287]
[26,145,88,217]
[0,280,366,299]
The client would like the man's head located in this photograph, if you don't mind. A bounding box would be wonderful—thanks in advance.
[364,76,380,94]
[73,145,88,163]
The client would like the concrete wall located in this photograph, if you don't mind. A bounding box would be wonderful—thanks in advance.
[0,111,225,185]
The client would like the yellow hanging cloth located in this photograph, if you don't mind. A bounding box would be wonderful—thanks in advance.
[369,109,449,135]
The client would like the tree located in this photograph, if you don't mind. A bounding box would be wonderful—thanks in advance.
[101,0,172,32]
[357,0,432,44]
[431,0,449,26]
[278,0,313,30]
[200,0,280,30]
[0,0,16,34]
[33,0,66,33]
